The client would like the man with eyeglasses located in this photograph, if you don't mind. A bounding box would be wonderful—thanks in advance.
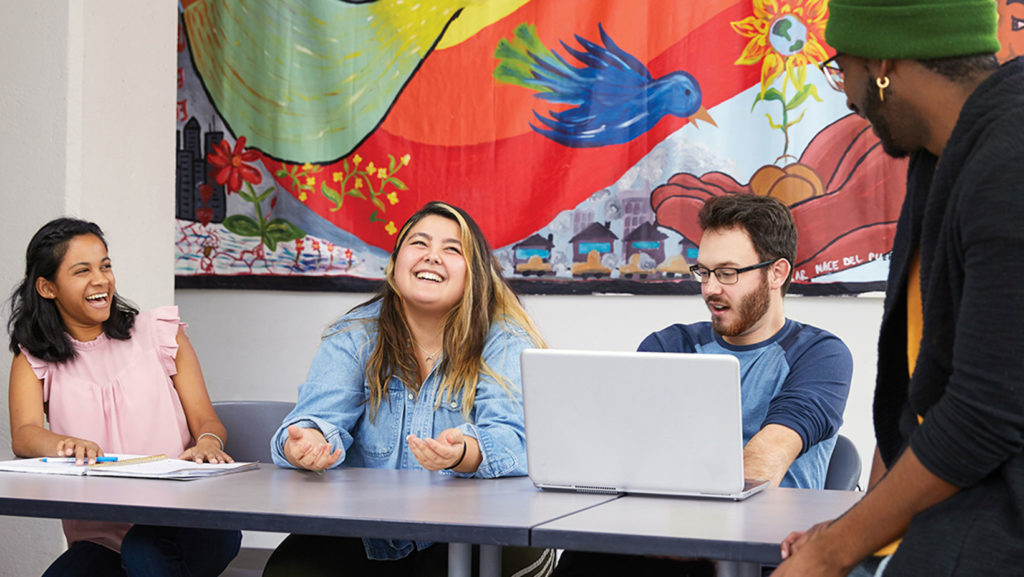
[639,194,852,490]
[551,194,852,577]
[775,1,1024,576]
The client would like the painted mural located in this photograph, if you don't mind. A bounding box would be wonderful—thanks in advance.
[174,0,1018,295]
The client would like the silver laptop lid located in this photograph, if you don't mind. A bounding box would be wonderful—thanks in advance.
[522,349,758,499]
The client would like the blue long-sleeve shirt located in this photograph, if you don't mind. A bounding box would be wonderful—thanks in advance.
[638,319,852,488]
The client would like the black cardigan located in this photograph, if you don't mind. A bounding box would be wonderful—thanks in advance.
[874,58,1024,575]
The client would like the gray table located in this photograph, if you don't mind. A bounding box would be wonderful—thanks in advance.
[0,466,863,577]
[0,464,615,577]
[532,487,863,577]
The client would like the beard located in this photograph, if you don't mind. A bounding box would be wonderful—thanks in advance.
[709,273,771,338]
[863,80,912,159]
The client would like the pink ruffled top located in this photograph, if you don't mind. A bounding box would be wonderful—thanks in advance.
[21,306,191,552]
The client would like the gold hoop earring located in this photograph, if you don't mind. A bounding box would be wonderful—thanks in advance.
[876,76,890,103]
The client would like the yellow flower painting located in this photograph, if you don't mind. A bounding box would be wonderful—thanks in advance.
[732,0,830,161]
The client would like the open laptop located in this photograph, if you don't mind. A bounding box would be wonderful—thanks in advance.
[521,348,769,500]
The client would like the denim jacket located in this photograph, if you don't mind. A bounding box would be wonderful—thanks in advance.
[271,300,532,559]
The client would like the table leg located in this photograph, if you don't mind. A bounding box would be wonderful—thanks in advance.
[479,544,501,577]
[448,542,472,577]
[717,560,761,577]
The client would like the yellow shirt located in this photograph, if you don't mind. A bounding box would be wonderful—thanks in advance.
[876,250,924,557]
[907,250,923,377]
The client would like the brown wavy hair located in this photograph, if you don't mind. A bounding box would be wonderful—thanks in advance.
[350,201,545,419]
[698,194,798,294]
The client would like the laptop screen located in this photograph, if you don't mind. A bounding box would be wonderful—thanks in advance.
[521,349,764,499]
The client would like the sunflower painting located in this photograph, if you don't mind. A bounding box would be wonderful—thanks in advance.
[732,0,829,162]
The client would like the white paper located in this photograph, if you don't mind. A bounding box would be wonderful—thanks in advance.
[0,454,256,481]
[0,454,148,476]
[86,459,257,480]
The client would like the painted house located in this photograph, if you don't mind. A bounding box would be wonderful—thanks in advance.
[569,221,618,264]
[512,233,556,276]
[623,221,667,265]
[512,233,555,268]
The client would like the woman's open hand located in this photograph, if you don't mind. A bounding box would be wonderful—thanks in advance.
[283,425,342,471]
[408,428,472,471]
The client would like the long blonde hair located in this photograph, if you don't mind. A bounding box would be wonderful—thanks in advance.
[353,201,544,419]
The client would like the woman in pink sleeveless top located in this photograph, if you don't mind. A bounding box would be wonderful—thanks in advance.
[7,218,240,577]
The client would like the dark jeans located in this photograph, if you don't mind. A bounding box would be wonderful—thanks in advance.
[551,551,715,577]
[262,534,554,577]
[42,525,241,577]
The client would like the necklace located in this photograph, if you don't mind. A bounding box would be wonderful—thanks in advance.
[415,341,441,363]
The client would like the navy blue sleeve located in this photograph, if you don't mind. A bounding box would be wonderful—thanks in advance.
[637,324,701,353]
[763,330,853,454]
[638,332,668,352]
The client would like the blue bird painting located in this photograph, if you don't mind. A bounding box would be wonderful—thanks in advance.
[495,23,716,148]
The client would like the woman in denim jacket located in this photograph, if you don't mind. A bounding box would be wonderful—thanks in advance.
[264,201,550,576]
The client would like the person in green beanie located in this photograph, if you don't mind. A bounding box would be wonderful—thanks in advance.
[775,1,1024,576]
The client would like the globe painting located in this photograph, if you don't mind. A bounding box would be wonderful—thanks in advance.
[769,15,807,56]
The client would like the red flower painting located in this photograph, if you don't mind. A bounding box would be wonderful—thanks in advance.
[207,136,262,193]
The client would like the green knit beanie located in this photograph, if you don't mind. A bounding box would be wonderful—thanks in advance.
[825,0,1000,60]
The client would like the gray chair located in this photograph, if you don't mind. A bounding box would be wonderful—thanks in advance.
[760,435,863,575]
[212,400,295,577]
[212,400,294,463]
[824,434,862,491]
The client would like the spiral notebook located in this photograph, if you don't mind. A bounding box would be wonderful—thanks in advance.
[521,349,768,500]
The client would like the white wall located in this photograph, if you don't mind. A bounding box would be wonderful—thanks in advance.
[177,290,883,489]
[0,1,176,575]
[0,3,72,574]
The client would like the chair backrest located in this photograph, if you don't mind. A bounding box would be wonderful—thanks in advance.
[212,400,295,463]
[824,434,862,491]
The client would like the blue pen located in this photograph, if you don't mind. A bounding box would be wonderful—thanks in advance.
[41,456,119,463]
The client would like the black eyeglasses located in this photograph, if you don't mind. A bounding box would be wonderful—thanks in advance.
[689,260,777,285]
[818,54,844,92]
